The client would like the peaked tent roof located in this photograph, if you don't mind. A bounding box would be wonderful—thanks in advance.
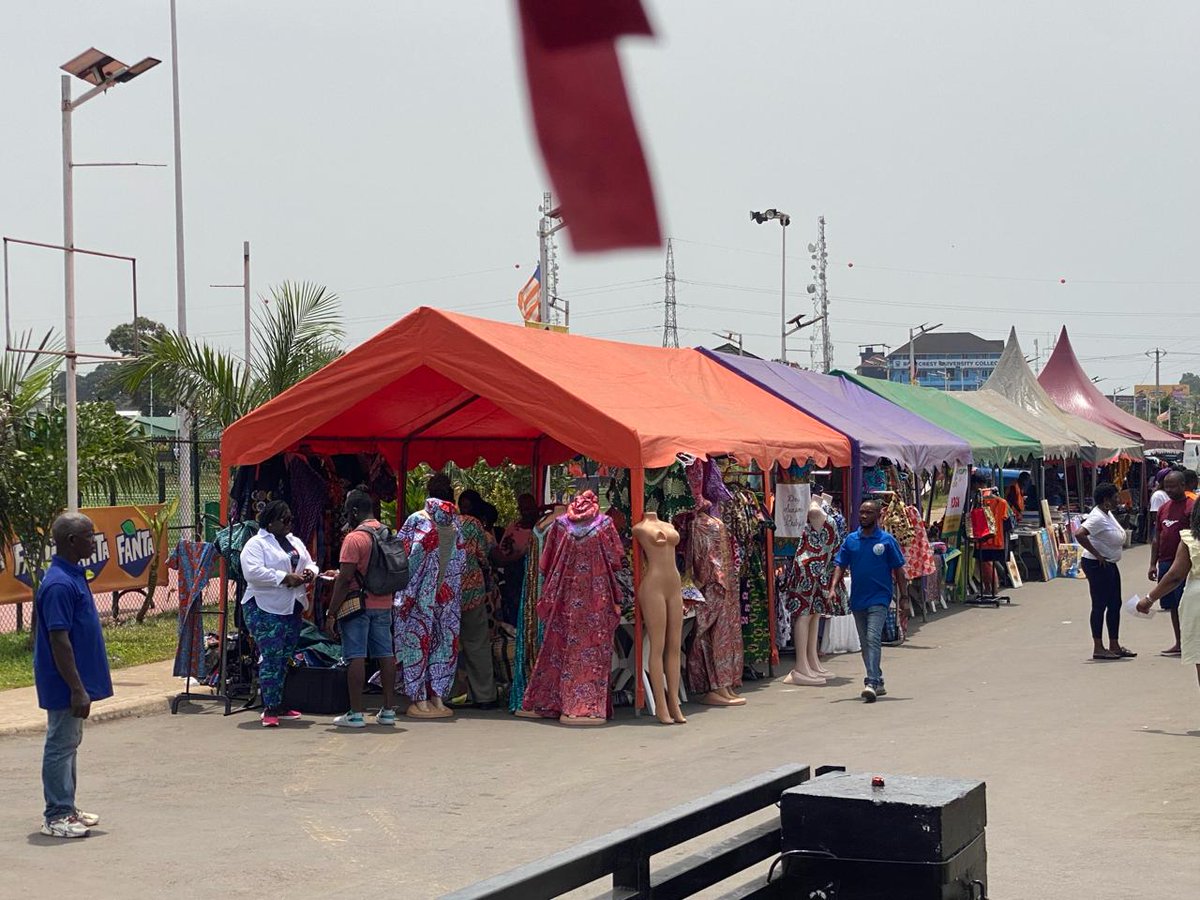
[984,329,1142,463]
[1038,327,1181,450]
[703,351,972,471]
[951,388,1081,460]
[835,371,1040,467]
[221,307,851,471]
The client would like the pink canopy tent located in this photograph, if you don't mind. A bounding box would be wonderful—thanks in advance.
[1038,327,1181,450]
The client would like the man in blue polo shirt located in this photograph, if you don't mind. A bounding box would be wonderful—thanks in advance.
[33,512,112,838]
[829,499,907,703]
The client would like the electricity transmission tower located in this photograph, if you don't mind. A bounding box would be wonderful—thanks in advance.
[662,238,679,348]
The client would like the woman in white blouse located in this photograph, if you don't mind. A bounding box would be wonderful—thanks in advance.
[240,501,318,726]
[1075,483,1134,661]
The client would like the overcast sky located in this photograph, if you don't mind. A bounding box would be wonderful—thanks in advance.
[4,2,1199,391]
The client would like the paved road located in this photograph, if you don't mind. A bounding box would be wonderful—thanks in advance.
[1,544,1196,899]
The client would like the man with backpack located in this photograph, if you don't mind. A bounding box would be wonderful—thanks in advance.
[326,489,400,727]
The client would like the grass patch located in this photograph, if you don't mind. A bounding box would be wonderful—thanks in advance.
[0,610,184,691]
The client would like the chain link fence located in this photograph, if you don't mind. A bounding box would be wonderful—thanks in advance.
[0,438,224,634]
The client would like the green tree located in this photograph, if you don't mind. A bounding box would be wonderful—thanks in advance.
[106,316,168,356]
[0,331,155,592]
[118,281,344,430]
[1180,372,1200,396]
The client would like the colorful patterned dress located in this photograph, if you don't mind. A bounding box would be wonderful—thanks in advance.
[521,513,624,719]
[781,501,848,618]
[393,499,467,702]
[683,511,743,694]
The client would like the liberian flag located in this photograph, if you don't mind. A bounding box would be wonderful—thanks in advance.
[517,264,541,323]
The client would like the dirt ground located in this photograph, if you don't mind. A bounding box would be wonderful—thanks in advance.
[1,544,1196,899]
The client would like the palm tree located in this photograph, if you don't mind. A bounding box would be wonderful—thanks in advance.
[119,281,345,430]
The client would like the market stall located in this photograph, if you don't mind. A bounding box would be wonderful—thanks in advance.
[218,307,852,718]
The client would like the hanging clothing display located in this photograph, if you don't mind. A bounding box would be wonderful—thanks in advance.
[394,498,467,702]
[780,499,848,618]
[902,505,937,581]
[678,508,743,694]
[508,518,551,712]
[722,488,772,665]
[522,494,624,719]
[168,540,219,678]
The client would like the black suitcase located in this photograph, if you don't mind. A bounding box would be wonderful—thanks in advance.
[281,666,350,715]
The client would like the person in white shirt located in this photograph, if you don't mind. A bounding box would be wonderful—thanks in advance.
[1075,483,1134,661]
[240,501,318,727]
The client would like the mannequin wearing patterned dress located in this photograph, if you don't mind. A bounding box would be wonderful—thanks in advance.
[517,492,624,726]
[782,494,843,686]
[632,512,686,725]
[683,500,745,707]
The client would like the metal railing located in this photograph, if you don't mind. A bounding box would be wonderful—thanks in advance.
[441,763,841,900]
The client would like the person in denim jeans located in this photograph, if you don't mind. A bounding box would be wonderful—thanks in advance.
[828,500,907,703]
[326,490,398,727]
[33,513,112,838]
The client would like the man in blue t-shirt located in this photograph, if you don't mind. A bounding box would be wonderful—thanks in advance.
[32,512,112,838]
[829,499,907,703]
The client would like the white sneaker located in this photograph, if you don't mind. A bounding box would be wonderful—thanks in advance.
[860,686,878,703]
[74,809,100,827]
[41,815,89,838]
[333,711,366,728]
[875,687,887,698]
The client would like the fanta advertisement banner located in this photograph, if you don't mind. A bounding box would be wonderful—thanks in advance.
[0,505,169,605]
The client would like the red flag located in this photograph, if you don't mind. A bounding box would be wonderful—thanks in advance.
[518,0,661,252]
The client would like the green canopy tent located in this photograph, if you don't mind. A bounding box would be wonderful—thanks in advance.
[835,373,1041,467]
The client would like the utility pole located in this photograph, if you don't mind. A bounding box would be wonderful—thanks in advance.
[1033,338,1040,373]
[1147,347,1167,417]
[908,322,942,385]
[713,330,744,355]
[662,239,678,348]
[209,240,252,373]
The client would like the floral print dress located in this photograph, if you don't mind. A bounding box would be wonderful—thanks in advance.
[682,510,743,694]
[782,501,848,618]
[521,512,624,719]
[393,499,466,702]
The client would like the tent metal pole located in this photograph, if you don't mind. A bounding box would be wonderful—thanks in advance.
[764,464,777,673]
[398,443,409,519]
[217,463,231,699]
[631,466,646,714]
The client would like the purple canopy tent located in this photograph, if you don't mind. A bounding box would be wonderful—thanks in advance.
[702,350,973,512]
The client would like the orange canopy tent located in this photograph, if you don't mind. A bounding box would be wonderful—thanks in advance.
[221,306,850,472]
[219,307,850,710]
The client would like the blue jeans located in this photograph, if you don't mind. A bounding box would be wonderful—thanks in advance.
[853,605,887,689]
[43,707,84,821]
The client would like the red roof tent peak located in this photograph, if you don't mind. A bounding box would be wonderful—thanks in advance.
[1038,326,1181,449]
[220,306,851,472]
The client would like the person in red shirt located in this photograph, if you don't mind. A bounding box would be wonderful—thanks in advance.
[1149,470,1193,656]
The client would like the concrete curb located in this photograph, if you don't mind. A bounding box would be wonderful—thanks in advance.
[0,691,174,738]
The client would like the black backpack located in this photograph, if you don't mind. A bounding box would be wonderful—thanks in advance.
[356,524,410,594]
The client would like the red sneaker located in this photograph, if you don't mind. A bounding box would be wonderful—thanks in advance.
[278,709,302,720]
[261,712,280,727]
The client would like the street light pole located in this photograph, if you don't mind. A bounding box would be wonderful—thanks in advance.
[750,208,791,362]
[170,0,193,528]
[57,48,160,511]
[779,222,787,363]
[61,74,79,510]
[210,240,252,373]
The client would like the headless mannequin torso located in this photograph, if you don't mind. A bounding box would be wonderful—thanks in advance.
[632,512,687,725]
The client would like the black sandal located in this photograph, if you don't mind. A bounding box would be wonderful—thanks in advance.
[1092,652,1120,660]
[1114,647,1137,658]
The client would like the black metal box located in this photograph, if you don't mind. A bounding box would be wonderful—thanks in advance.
[778,771,987,899]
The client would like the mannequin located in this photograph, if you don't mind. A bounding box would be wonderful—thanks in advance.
[781,489,846,687]
[632,512,687,725]
[518,491,624,726]
[683,499,746,707]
